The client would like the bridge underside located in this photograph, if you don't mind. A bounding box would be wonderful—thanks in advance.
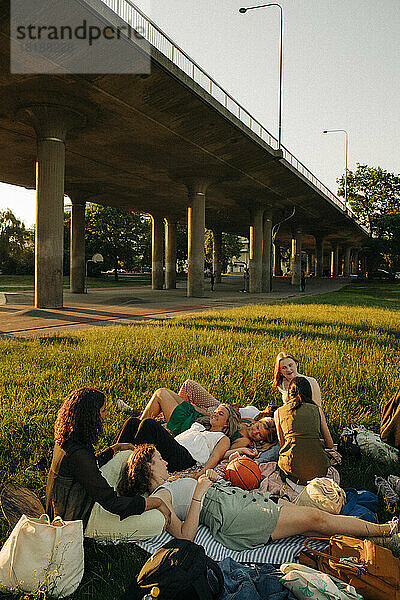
[0,0,367,306]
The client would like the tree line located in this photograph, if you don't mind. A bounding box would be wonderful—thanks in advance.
[1,163,399,277]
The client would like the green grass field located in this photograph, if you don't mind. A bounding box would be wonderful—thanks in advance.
[0,282,399,598]
[0,273,154,291]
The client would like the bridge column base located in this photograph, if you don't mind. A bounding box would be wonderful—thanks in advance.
[152,214,164,290]
[165,217,177,290]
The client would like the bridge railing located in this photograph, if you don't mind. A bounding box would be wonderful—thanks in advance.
[101,0,364,226]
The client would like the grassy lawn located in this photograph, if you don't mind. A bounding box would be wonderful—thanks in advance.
[0,282,399,598]
[0,273,156,290]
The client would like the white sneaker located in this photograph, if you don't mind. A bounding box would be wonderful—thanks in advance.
[388,475,400,498]
[116,399,141,416]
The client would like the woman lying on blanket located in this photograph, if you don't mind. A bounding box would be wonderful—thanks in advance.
[46,387,239,541]
[123,381,277,453]
[274,376,334,485]
[116,402,241,478]
[117,444,398,551]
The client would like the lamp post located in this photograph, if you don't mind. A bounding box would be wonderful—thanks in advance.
[239,4,284,150]
[322,129,349,210]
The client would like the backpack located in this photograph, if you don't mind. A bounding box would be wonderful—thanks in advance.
[124,539,224,600]
[299,535,400,600]
[380,386,400,450]
[337,430,361,458]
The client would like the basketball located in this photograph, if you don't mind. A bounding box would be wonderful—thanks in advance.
[225,456,262,490]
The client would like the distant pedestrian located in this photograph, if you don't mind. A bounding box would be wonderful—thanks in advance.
[300,270,306,292]
[210,271,215,291]
[243,267,249,292]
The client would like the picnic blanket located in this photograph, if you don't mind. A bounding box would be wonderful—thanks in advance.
[136,526,327,565]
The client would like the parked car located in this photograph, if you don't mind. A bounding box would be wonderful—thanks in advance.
[370,269,395,280]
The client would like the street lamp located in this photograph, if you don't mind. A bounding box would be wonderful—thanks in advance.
[322,129,349,210]
[239,4,284,150]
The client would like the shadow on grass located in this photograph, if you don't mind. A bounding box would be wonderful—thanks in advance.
[172,318,399,352]
[291,282,400,310]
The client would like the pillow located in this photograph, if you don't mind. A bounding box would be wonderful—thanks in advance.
[85,450,165,541]
[295,477,346,514]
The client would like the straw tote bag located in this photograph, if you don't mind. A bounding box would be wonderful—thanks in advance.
[0,514,84,598]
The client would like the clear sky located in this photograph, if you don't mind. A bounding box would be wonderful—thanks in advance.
[1,0,399,227]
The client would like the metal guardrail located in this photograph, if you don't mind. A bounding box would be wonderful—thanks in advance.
[101,0,365,229]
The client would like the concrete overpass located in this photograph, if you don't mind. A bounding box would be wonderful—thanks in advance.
[0,0,368,308]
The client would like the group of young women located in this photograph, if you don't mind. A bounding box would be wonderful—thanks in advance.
[45,351,398,552]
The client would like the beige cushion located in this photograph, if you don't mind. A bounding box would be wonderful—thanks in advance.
[294,477,346,514]
[85,450,165,541]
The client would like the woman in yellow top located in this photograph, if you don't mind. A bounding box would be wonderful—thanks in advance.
[274,376,333,485]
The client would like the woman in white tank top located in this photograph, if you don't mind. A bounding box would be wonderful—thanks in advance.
[117,445,399,551]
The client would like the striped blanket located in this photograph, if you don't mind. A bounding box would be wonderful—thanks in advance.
[137,525,327,565]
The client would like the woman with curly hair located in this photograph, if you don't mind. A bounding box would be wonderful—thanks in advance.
[117,444,399,550]
[45,387,170,536]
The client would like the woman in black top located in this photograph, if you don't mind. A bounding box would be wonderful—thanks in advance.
[45,387,171,530]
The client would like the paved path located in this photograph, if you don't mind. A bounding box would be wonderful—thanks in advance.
[0,276,349,338]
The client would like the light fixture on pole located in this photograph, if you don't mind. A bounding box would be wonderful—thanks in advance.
[322,129,349,210]
[239,4,284,150]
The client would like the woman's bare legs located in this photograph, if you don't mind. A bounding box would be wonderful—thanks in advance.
[178,380,219,412]
[140,388,185,421]
[271,500,396,541]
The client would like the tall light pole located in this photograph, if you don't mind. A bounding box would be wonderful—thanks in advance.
[239,4,283,150]
[323,129,349,210]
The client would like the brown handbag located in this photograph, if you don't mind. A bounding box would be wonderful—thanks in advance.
[299,535,400,600]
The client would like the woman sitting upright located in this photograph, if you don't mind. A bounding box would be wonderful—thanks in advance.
[274,376,333,485]
[273,351,322,407]
[46,388,170,532]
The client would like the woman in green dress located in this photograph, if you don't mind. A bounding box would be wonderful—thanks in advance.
[274,376,334,485]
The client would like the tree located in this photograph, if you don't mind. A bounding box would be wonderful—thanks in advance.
[338,164,400,236]
[204,230,243,272]
[337,164,400,273]
[84,204,151,279]
[0,209,34,274]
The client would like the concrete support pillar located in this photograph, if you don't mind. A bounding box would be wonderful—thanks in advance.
[352,250,359,275]
[306,253,312,275]
[360,254,367,277]
[151,214,164,290]
[311,253,316,275]
[249,206,263,293]
[291,229,302,286]
[187,181,209,297]
[262,212,272,293]
[273,243,282,276]
[315,236,325,278]
[331,243,340,277]
[343,245,352,277]
[212,229,223,283]
[69,199,86,293]
[22,105,86,308]
[165,217,177,290]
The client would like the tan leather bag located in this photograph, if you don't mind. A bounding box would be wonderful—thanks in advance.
[299,535,400,600]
